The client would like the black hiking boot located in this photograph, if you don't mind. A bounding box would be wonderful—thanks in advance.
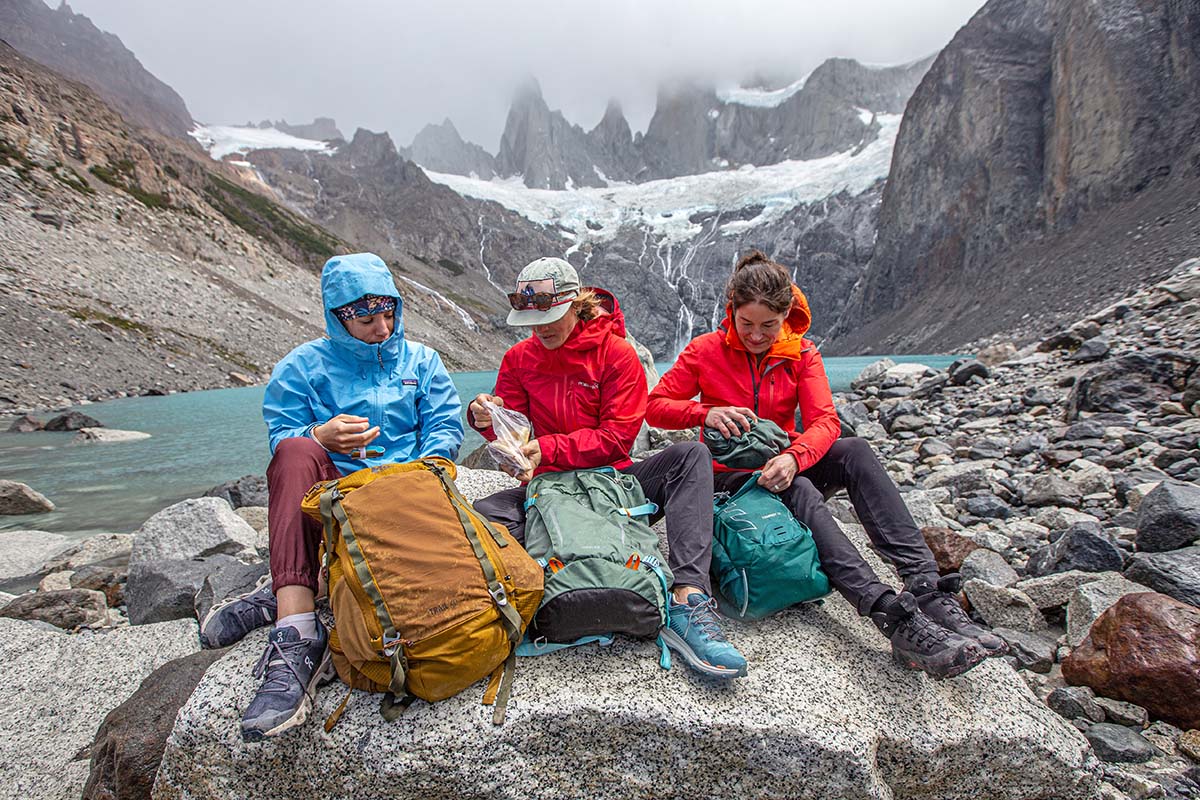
[908,573,1010,658]
[870,591,988,679]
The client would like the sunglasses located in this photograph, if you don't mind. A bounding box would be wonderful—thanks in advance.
[507,289,576,312]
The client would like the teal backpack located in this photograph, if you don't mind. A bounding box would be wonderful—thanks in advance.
[518,468,673,647]
[711,474,831,619]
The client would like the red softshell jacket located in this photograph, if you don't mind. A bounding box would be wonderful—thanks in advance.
[473,288,647,476]
[646,285,841,473]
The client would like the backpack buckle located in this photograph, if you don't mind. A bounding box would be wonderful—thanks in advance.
[489,584,509,606]
[381,634,403,656]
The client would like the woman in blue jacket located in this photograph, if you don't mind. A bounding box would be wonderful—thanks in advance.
[202,252,463,741]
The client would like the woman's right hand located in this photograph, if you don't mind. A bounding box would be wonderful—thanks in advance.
[704,406,757,439]
[312,414,380,454]
[469,393,502,428]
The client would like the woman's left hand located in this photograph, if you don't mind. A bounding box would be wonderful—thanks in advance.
[757,453,799,493]
[513,439,542,483]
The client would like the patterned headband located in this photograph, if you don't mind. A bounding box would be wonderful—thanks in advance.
[333,294,397,322]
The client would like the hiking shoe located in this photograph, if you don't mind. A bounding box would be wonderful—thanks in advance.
[910,573,1009,657]
[871,591,987,680]
[241,623,333,742]
[199,573,277,649]
[660,593,747,678]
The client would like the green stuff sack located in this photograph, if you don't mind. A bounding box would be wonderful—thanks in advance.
[703,418,791,470]
[522,467,672,643]
[711,473,831,619]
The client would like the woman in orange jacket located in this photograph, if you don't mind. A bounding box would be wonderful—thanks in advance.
[646,250,1006,679]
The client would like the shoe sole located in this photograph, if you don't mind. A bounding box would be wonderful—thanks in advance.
[658,628,745,678]
[892,644,988,680]
[241,648,334,742]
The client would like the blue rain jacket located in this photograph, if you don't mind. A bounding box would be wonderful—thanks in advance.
[263,253,463,475]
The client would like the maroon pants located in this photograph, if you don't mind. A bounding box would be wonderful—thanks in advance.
[267,437,341,592]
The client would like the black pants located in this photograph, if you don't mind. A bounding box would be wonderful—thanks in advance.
[714,437,938,615]
[473,441,714,594]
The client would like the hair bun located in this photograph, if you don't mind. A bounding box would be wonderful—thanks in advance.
[735,249,770,272]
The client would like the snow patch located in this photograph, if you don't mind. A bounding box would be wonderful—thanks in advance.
[424,114,901,247]
[856,108,876,125]
[190,124,334,161]
[716,73,812,108]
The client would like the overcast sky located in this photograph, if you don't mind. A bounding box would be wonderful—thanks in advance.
[61,0,985,152]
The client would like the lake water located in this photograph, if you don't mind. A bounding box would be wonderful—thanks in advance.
[0,355,959,539]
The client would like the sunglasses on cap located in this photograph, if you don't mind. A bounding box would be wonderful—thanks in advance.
[507,288,577,312]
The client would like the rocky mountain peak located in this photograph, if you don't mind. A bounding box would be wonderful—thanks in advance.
[496,76,605,189]
[0,0,194,138]
[269,117,344,141]
[402,117,496,179]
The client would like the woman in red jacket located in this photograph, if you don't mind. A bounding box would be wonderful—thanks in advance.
[470,257,746,679]
[647,250,1006,679]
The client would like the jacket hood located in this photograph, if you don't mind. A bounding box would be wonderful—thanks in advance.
[320,253,404,362]
[539,287,628,352]
[721,284,812,360]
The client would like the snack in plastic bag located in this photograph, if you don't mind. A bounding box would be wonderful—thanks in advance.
[485,401,534,477]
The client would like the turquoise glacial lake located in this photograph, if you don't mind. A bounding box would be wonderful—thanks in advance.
[0,355,959,539]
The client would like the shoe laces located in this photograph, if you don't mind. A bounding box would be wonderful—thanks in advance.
[927,591,973,625]
[898,610,949,646]
[252,638,316,698]
[209,576,274,622]
[674,596,729,643]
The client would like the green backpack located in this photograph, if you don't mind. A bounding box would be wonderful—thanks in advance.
[712,474,831,619]
[520,467,673,645]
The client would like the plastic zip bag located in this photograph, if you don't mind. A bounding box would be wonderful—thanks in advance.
[485,401,534,477]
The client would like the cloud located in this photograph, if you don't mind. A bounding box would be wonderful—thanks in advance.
[62,0,985,152]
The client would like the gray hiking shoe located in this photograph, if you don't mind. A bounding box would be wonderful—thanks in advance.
[871,591,987,680]
[241,623,333,742]
[199,573,276,649]
[909,573,1009,658]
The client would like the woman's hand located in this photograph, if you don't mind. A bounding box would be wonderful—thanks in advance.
[757,452,799,493]
[704,406,757,439]
[469,393,502,428]
[513,439,542,483]
[313,414,380,454]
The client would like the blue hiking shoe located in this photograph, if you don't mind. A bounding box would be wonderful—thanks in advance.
[660,592,747,678]
[241,623,333,742]
[199,573,276,649]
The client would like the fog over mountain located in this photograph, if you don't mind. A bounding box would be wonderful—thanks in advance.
[56,0,984,149]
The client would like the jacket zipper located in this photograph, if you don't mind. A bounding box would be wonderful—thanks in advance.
[745,352,784,415]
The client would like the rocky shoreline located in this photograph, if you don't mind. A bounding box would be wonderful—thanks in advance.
[0,258,1197,799]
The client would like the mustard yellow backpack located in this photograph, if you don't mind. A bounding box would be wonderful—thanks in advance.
[301,458,542,725]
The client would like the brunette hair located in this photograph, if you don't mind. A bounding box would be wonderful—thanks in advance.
[572,289,604,321]
[726,249,794,313]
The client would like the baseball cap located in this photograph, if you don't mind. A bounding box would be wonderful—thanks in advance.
[506,257,581,326]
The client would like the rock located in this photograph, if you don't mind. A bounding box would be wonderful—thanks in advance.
[130,497,258,564]
[1040,330,1084,352]
[1067,351,1198,421]
[1027,522,1126,578]
[960,549,1019,587]
[1180,729,1200,763]
[1063,592,1200,731]
[0,617,197,800]
[233,506,268,532]
[963,579,1046,631]
[6,414,44,432]
[203,475,268,509]
[70,561,127,608]
[918,438,954,459]
[126,554,247,626]
[1124,483,1161,512]
[193,560,268,626]
[83,648,228,800]
[977,343,1017,366]
[1067,574,1152,646]
[1084,723,1159,764]
[454,465,521,500]
[0,588,108,629]
[1093,697,1149,728]
[1020,390,1056,410]
[71,427,151,444]
[925,462,995,496]
[227,371,256,386]
[993,627,1057,673]
[157,619,1099,800]
[43,533,133,572]
[1069,337,1111,363]
[1068,461,1115,496]
[1141,720,1183,757]
[0,480,55,514]
[922,526,981,573]
[43,410,103,431]
[1047,685,1106,723]
[0,530,71,580]
[850,358,896,390]
[1017,571,1106,610]
[38,570,73,592]
[949,358,990,385]
[1123,547,1200,608]
[902,489,954,529]
[1034,507,1100,532]
[1135,480,1200,553]
[1023,475,1085,508]
[963,495,1013,519]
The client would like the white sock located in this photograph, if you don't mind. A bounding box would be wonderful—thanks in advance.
[276,612,319,640]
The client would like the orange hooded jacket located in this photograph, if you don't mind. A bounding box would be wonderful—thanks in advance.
[645,285,841,473]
